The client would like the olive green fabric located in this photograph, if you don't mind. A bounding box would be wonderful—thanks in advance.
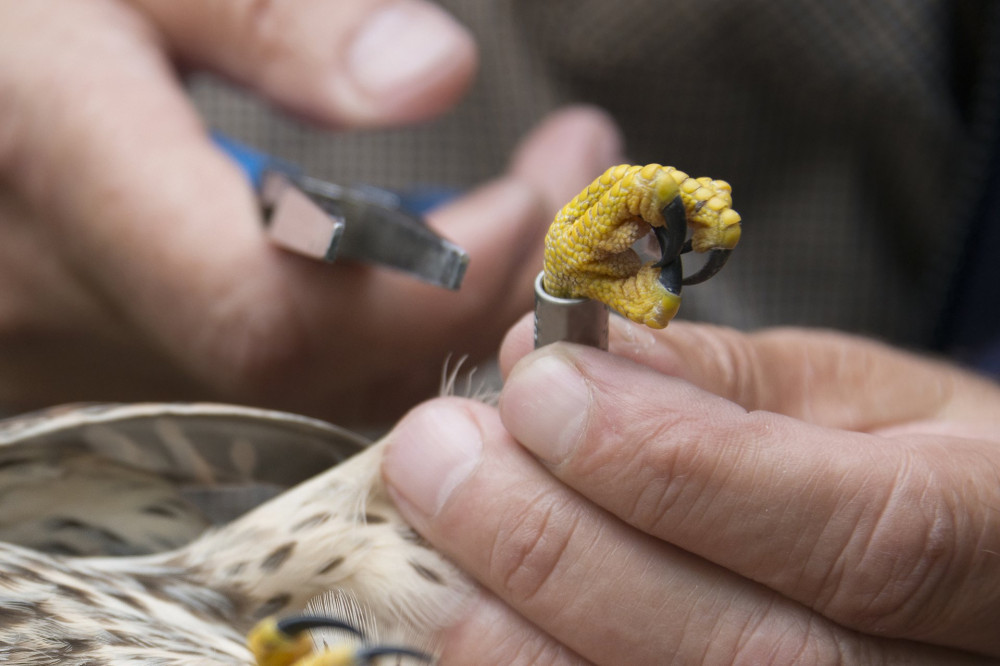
[193,1,986,349]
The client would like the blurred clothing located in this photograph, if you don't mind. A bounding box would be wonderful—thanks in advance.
[194,0,999,371]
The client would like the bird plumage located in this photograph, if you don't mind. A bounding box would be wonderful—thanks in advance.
[0,406,469,664]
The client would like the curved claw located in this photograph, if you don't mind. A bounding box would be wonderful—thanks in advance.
[681,249,733,286]
[542,164,741,329]
[653,195,688,274]
[276,615,367,640]
[249,615,369,666]
[657,257,684,296]
[250,614,436,666]
[356,645,435,664]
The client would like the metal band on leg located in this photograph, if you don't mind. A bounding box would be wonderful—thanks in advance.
[534,272,609,350]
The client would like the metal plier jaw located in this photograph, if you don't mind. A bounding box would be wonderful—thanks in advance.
[214,132,469,291]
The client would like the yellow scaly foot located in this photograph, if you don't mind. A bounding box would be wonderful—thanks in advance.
[542,163,741,328]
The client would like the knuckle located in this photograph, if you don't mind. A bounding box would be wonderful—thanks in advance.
[487,488,581,607]
[724,601,852,666]
[616,411,701,532]
[817,455,965,634]
[691,324,767,409]
[615,404,769,538]
[730,623,849,666]
[497,635,579,666]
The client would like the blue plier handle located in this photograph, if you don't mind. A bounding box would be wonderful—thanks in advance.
[212,131,299,190]
[213,132,468,290]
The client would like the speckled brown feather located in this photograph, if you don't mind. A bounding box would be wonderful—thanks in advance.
[0,407,469,664]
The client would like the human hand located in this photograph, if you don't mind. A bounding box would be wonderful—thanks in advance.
[0,1,622,425]
[382,315,1000,664]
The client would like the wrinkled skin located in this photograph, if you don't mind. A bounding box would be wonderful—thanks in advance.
[382,315,1000,664]
[0,0,623,426]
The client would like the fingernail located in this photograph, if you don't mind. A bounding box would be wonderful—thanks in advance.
[383,401,482,517]
[500,353,590,465]
[349,4,470,98]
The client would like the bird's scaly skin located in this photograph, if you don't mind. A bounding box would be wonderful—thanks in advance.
[248,615,432,666]
[543,164,742,328]
[247,617,315,666]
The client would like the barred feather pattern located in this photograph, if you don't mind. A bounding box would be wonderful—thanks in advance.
[0,436,471,664]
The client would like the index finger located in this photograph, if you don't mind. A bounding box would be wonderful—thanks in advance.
[127,0,477,127]
[500,315,1000,432]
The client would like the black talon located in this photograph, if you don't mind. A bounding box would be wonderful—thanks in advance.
[357,645,435,664]
[276,615,367,640]
[681,249,733,286]
[653,196,687,268]
[657,258,683,296]
[653,194,732,288]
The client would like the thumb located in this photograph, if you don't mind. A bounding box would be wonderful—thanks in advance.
[129,0,477,126]
[501,315,1000,432]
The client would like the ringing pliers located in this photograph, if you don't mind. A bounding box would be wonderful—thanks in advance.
[214,132,468,291]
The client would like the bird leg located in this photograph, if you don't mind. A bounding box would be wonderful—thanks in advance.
[542,163,742,329]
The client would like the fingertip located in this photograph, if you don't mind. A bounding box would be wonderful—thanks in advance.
[381,398,488,520]
[422,177,546,330]
[427,177,542,263]
[426,107,626,332]
[499,347,591,466]
[498,313,535,379]
[510,105,626,209]
[510,105,624,175]
[337,0,478,126]
[137,0,478,128]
